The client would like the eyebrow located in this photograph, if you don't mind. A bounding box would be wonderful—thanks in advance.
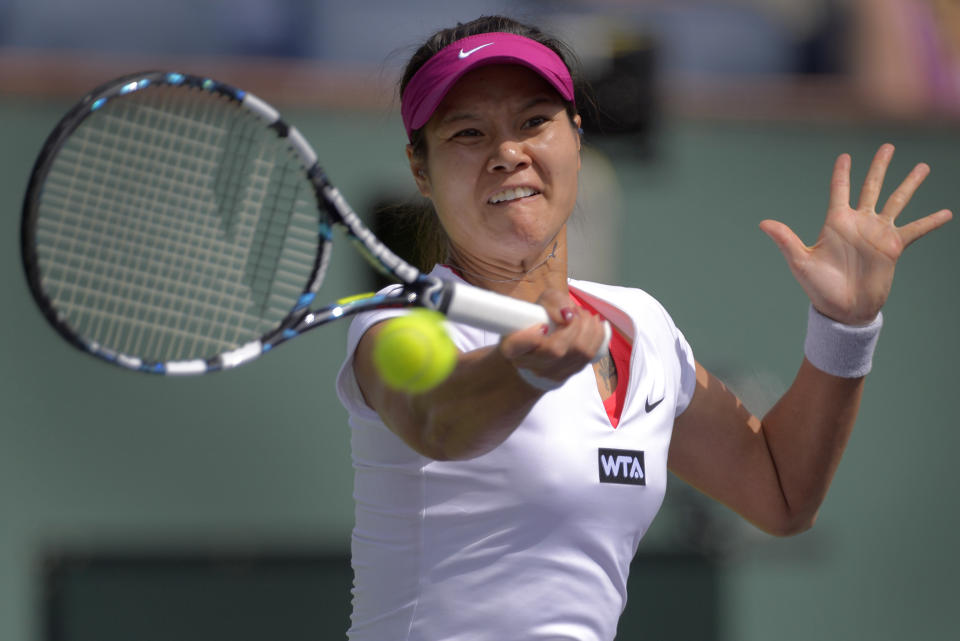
[436,94,561,127]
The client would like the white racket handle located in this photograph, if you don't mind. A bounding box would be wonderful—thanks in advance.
[444,281,611,362]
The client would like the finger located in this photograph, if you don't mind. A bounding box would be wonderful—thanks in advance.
[562,311,607,360]
[499,323,550,361]
[535,311,605,375]
[527,310,603,361]
[856,143,895,211]
[502,307,595,361]
[828,153,852,213]
[536,288,576,327]
[759,219,809,267]
[898,209,953,248]
[881,162,930,221]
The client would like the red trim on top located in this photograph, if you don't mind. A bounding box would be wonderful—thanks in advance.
[442,264,462,278]
[569,291,631,428]
[436,271,631,428]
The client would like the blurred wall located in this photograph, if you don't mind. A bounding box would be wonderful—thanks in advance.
[2,2,959,640]
[3,98,957,641]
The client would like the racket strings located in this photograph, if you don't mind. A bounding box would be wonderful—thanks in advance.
[33,84,320,363]
[42,92,258,358]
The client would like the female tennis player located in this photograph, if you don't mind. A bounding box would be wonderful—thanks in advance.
[336,15,952,641]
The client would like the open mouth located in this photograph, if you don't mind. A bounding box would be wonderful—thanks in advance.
[488,186,541,204]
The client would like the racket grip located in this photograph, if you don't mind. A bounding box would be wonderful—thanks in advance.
[443,282,611,362]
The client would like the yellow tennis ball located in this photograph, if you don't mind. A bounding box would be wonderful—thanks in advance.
[372,310,457,394]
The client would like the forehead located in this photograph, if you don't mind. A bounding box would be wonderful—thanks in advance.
[435,64,565,114]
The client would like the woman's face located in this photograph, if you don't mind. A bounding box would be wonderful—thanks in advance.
[409,64,581,270]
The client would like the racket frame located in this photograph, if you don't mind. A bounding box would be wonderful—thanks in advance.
[21,71,574,375]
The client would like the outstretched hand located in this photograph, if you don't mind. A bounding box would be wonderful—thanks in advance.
[760,144,952,325]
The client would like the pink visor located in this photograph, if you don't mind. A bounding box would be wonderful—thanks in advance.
[400,32,575,140]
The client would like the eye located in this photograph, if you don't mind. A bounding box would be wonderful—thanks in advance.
[451,128,482,139]
[523,115,549,129]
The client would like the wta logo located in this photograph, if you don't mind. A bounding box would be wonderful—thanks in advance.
[598,448,646,486]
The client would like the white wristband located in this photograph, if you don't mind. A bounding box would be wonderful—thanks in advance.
[803,304,883,378]
[516,367,565,392]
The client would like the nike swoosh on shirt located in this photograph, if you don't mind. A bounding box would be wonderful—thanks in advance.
[644,397,664,413]
[459,43,495,58]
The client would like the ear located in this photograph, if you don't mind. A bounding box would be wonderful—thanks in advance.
[406,145,431,197]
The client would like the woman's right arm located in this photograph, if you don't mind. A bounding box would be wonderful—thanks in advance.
[352,290,606,460]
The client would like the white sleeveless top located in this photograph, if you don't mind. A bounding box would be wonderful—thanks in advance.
[336,266,696,641]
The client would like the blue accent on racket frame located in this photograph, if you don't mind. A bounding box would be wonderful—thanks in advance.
[295,292,315,310]
[119,80,148,95]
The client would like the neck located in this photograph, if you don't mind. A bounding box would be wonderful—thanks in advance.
[447,229,569,302]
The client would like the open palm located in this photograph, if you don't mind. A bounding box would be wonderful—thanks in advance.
[760,144,952,325]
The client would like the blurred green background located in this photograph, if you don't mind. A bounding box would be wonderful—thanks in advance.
[3,97,957,640]
[2,1,960,638]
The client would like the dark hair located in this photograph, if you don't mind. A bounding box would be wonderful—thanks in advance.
[398,15,581,270]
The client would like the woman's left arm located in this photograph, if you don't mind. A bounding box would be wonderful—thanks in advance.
[668,144,952,536]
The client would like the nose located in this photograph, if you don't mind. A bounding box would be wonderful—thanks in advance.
[486,138,531,173]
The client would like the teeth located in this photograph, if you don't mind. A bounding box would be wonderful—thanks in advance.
[489,187,538,204]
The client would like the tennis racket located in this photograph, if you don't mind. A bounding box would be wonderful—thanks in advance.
[21,71,609,375]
